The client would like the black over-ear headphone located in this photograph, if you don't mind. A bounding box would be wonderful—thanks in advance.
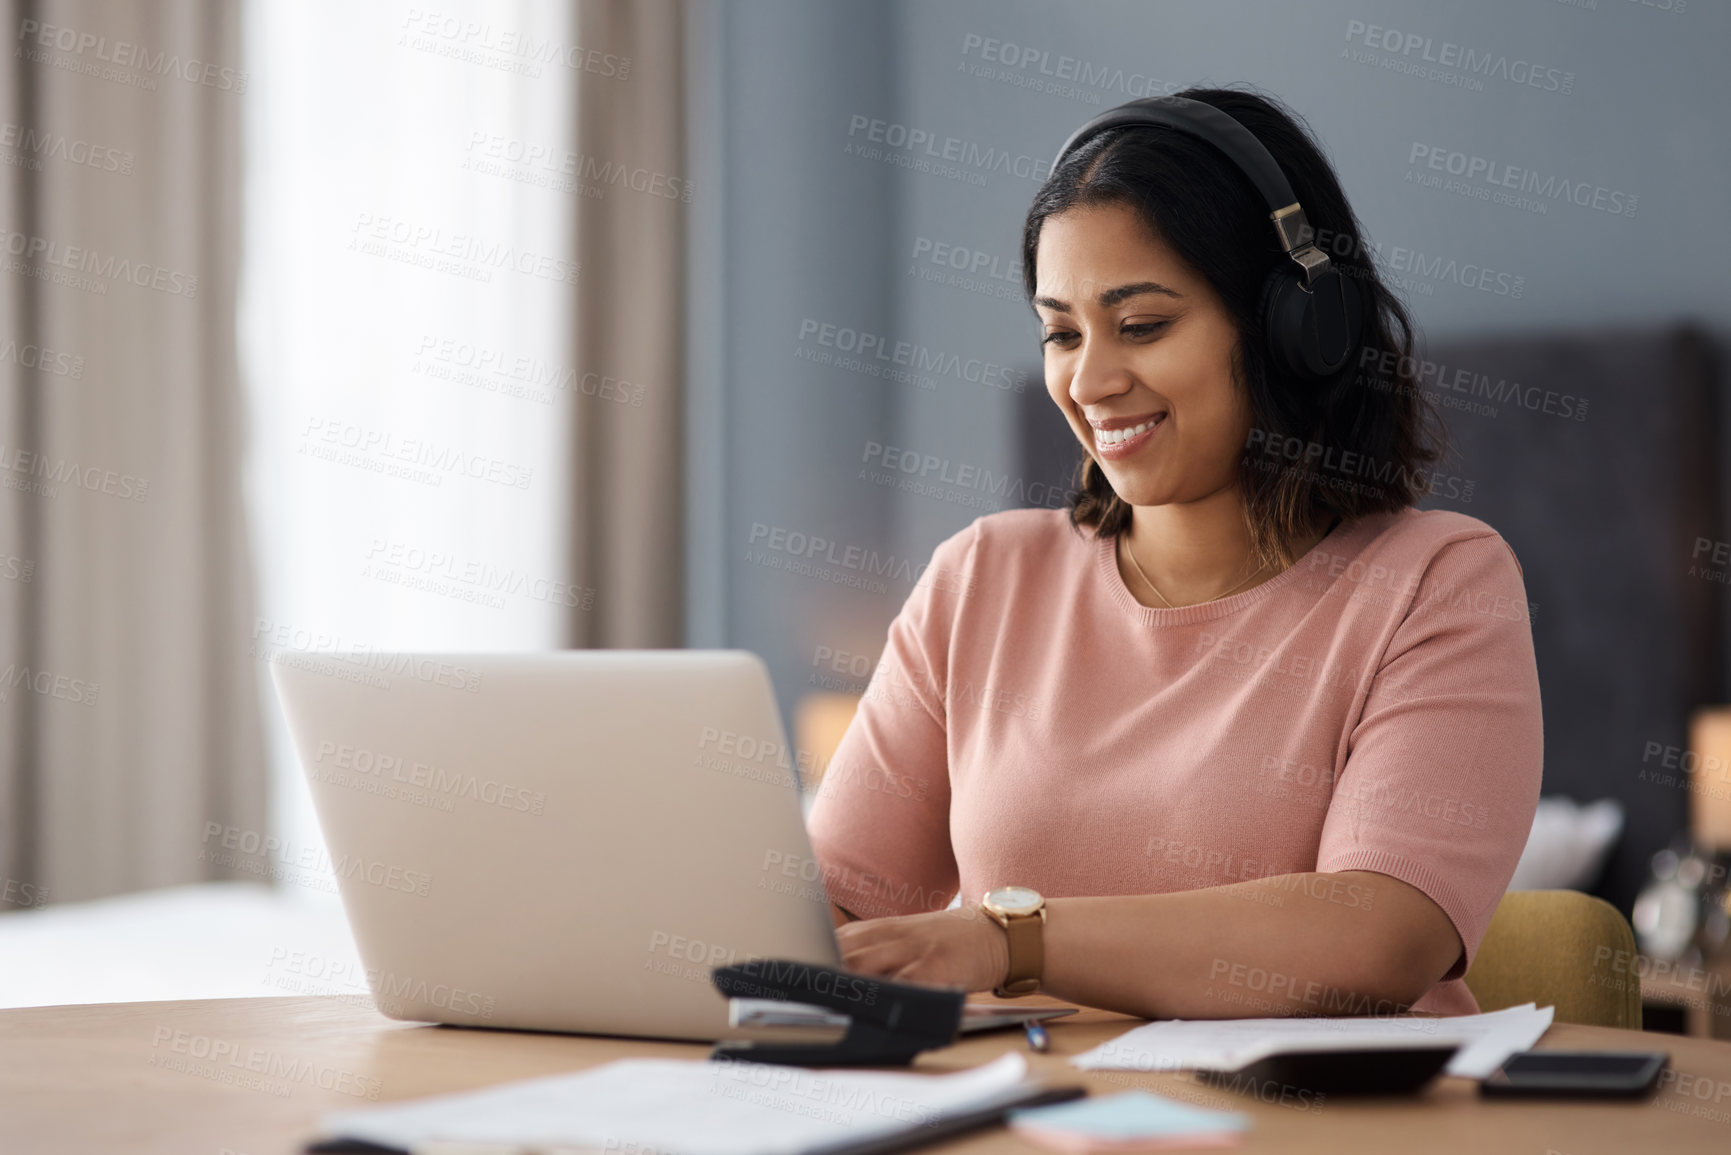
[1049,96,1362,380]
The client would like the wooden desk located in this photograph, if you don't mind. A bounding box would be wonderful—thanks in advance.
[4,995,1730,1154]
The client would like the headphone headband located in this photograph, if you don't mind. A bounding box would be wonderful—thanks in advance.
[1046,95,1360,379]
[1049,96,1324,287]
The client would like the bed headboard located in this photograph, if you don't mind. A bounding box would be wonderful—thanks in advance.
[1413,323,1722,912]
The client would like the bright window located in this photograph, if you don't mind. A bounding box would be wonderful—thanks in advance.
[238,0,575,876]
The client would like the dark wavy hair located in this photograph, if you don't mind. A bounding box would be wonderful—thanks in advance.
[1022,85,1449,570]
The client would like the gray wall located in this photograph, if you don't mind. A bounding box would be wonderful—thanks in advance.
[684,0,1729,835]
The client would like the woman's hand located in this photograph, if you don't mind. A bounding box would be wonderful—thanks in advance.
[834,904,1009,991]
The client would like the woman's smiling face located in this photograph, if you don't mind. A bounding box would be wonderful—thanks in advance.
[1033,201,1251,509]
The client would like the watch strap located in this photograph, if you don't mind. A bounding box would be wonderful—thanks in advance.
[993,907,1045,997]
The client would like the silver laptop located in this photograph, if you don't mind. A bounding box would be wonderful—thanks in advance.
[269,649,1072,1042]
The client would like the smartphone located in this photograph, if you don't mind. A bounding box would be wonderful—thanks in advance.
[1480,1051,1669,1098]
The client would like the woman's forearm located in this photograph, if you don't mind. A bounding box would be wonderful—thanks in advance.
[1038,871,1460,1020]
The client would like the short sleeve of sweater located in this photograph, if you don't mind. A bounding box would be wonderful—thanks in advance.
[1316,532,1543,981]
[803,522,978,920]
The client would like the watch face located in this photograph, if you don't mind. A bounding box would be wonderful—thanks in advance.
[986,886,1043,914]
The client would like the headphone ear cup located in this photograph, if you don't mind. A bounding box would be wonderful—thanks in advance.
[1262,267,1361,379]
[1258,269,1296,377]
[1313,270,1361,376]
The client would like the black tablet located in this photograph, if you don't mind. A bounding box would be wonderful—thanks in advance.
[1199,1044,1460,1095]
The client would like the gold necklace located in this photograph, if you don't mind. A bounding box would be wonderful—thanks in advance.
[1119,533,1269,608]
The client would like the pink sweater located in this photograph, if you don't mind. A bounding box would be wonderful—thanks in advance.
[804,507,1543,1016]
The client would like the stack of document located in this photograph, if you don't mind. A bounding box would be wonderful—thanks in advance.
[315,1051,1059,1155]
[1070,1003,1554,1079]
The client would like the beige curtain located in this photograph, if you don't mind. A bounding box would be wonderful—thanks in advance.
[568,0,686,648]
[0,0,265,904]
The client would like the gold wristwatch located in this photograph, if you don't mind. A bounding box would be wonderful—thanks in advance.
[980,886,1046,997]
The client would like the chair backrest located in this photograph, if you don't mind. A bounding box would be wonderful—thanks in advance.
[1462,890,1642,1030]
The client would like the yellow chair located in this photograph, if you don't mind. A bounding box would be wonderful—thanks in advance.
[1462,890,1642,1029]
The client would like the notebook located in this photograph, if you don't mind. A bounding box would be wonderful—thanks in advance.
[1070,1003,1555,1079]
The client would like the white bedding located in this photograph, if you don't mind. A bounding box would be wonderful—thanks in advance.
[0,881,362,1009]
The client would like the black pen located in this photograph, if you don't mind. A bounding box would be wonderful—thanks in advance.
[1025,1020,1050,1053]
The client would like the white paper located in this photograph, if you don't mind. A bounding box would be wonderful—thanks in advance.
[1070,1003,1554,1079]
[729,998,852,1029]
[320,1051,1034,1155]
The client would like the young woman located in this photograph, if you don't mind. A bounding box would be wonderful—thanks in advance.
[803,87,1542,1019]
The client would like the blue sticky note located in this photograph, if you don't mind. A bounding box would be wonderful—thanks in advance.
[1006,1090,1251,1140]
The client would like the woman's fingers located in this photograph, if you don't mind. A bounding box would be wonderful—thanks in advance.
[833,910,996,989]
[837,935,910,976]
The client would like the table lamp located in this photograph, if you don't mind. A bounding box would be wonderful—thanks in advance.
[793,691,860,793]
[1689,707,1731,852]
[1687,706,1731,964]
[1631,709,1731,962]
